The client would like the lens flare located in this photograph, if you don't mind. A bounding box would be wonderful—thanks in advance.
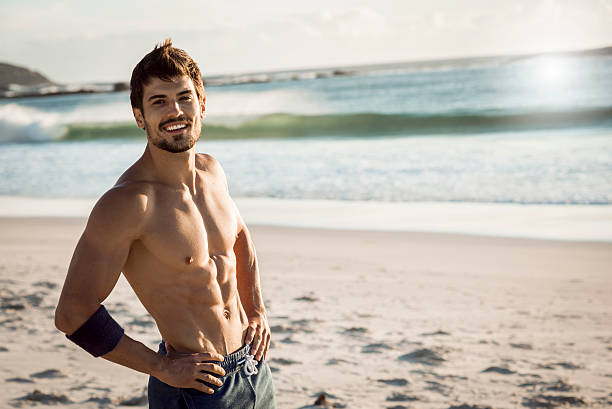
[532,56,573,89]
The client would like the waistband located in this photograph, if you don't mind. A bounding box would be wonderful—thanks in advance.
[158,342,253,374]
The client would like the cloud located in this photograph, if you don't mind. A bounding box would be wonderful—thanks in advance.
[3,1,612,83]
[281,7,392,40]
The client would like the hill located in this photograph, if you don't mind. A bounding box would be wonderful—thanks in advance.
[0,62,53,90]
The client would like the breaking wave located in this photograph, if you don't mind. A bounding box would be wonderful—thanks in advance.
[2,105,612,144]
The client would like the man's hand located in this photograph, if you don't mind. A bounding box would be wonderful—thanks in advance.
[244,312,271,362]
[156,344,226,394]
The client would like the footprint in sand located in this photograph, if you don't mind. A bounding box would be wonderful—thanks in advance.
[522,395,585,407]
[539,379,580,392]
[6,377,34,383]
[341,327,369,336]
[377,378,409,387]
[85,396,113,405]
[271,321,315,335]
[270,324,293,334]
[420,330,451,337]
[425,380,452,396]
[128,316,156,328]
[362,342,392,354]
[521,378,579,393]
[30,369,67,379]
[537,362,583,370]
[32,281,58,290]
[23,292,46,307]
[481,366,516,375]
[0,291,26,310]
[398,348,447,366]
[280,336,299,344]
[326,358,353,366]
[270,357,301,366]
[509,342,533,350]
[294,295,319,302]
[386,392,419,402]
[15,390,72,405]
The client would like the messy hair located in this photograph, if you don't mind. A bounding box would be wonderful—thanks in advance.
[130,38,204,111]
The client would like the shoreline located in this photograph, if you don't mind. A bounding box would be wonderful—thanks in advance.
[0,196,611,242]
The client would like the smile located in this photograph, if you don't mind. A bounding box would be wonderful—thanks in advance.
[162,122,189,132]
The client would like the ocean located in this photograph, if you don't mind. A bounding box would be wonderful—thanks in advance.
[1,53,611,206]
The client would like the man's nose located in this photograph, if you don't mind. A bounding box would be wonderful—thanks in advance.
[168,99,182,115]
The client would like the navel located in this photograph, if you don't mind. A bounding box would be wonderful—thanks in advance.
[185,256,194,265]
[223,308,231,319]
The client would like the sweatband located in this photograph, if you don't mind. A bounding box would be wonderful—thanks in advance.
[66,305,124,357]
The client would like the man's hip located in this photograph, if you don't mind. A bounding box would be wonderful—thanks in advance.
[148,341,276,409]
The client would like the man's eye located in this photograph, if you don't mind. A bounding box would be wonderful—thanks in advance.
[152,100,164,105]
[180,96,192,101]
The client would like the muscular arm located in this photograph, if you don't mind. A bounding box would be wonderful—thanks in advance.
[233,205,271,362]
[55,188,144,334]
[55,187,224,393]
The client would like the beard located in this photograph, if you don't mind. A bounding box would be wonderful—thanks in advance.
[145,115,201,153]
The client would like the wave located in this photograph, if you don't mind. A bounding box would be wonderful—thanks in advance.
[2,107,612,143]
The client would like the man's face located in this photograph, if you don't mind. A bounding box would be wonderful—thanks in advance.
[133,75,205,153]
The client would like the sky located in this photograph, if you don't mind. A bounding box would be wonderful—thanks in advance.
[2,0,612,83]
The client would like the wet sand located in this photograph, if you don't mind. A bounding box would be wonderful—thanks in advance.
[1,217,611,408]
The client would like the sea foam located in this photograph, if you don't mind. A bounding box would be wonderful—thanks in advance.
[0,104,66,143]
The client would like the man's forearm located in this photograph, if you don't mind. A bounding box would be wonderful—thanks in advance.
[234,228,266,316]
[96,333,227,395]
[234,226,271,361]
[101,334,166,378]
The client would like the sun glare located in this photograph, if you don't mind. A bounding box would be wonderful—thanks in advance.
[532,56,573,89]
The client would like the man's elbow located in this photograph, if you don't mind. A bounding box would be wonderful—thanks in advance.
[54,306,69,334]
[54,300,82,334]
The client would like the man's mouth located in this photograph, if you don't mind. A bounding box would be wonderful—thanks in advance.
[160,118,191,133]
[163,123,188,132]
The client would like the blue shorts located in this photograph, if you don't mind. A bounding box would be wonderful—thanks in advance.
[148,342,276,409]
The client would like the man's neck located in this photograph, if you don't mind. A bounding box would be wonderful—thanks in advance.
[144,143,197,195]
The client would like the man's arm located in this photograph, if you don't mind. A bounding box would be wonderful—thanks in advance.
[55,187,225,393]
[233,204,271,362]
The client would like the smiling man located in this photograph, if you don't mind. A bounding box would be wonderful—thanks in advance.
[54,39,276,408]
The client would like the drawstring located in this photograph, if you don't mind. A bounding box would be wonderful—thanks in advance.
[237,354,259,376]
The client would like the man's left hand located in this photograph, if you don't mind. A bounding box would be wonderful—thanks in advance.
[244,312,270,362]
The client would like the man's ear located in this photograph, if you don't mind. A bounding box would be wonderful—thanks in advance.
[133,108,145,129]
[200,95,206,118]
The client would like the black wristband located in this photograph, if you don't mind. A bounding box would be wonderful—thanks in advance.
[66,305,124,357]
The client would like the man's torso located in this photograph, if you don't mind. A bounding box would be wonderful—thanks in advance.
[116,154,248,355]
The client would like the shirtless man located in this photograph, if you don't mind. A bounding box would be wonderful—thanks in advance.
[54,40,276,408]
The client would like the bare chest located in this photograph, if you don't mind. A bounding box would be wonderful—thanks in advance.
[138,188,238,270]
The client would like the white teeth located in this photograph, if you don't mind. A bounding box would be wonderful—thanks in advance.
[165,124,187,131]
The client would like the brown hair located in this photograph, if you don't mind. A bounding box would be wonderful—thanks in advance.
[130,39,204,111]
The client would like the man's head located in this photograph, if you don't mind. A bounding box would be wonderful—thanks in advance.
[130,39,205,153]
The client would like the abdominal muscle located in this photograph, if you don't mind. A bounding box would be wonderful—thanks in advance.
[123,249,249,356]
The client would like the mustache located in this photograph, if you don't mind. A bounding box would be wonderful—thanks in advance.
[159,116,192,128]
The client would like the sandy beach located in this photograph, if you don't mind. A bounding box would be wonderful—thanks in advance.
[1,217,611,408]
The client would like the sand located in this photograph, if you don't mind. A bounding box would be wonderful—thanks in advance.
[0,217,611,408]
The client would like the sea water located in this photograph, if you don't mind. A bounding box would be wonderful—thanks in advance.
[1,53,611,206]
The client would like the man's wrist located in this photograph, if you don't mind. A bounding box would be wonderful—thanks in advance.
[247,310,266,320]
[150,354,169,379]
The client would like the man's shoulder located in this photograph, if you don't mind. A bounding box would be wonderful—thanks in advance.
[103,181,153,210]
[196,153,228,182]
[195,152,223,173]
[88,182,152,234]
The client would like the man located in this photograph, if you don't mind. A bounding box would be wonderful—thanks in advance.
[54,39,276,409]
